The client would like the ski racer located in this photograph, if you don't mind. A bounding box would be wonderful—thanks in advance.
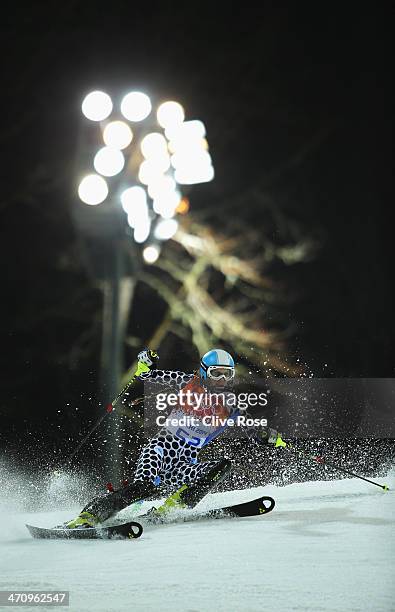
[65,348,286,528]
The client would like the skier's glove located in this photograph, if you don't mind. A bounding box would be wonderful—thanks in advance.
[134,348,160,377]
[256,427,287,448]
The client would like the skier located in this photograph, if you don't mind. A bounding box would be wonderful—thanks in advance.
[65,348,286,528]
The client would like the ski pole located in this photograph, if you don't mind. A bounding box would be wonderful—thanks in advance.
[282,441,389,491]
[56,368,146,471]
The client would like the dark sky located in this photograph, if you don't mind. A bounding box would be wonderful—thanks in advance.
[0,3,393,448]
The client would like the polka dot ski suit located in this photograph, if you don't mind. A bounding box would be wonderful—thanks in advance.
[133,369,225,487]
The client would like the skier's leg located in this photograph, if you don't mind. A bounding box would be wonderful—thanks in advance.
[167,437,232,505]
[66,436,168,528]
[78,478,157,524]
[133,434,171,485]
[157,457,231,514]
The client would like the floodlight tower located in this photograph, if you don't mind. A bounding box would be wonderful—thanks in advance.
[73,88,214,480]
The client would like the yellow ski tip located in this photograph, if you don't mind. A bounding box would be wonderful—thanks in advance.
[382,484,389,491]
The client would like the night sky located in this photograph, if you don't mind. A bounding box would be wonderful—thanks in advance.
[0,3,393,453]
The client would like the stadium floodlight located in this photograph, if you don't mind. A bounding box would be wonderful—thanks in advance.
[157,101,185,129]
[153,190,181,219]
[78,88,211,266]
[121,91,152,122]
[122,187,149,239]
[154,218,179,240]
[138,157,170,184]
[82,91,113,121]
[170,150,212,170]
[140,132,168,159]
[120,186,147,215]
[133,217,151,243]
[78,174,109,205]
[94,147,125,177]
[143,245,160,264]
[103,121,133,149]
[147,175,177,200]
[168,138,210,155]
[165,119,206,142]
[174,164,214,184]
[175,196,190,215]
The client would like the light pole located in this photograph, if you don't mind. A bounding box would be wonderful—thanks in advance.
[73,88,214,481]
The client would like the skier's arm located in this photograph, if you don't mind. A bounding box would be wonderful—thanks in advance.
[254,426,287,447]
[139,368,194,389]
[118,348,158,404]
[133,348,194,388]
[234,407,286,447]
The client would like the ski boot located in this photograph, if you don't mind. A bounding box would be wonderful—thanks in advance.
[154,458,231,519]
[64,477,157,529]
[63,511,99,529]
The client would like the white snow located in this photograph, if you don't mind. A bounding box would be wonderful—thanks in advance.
[0,471,394,612]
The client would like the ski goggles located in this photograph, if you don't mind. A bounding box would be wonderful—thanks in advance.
[206,365,235,381]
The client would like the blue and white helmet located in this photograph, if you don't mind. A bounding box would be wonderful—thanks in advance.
[200,349,235,382]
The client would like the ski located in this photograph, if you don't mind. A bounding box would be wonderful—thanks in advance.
[140,495,275,524]
[26,520,143,540]
[26,495,274,539]
[205,494,275,518]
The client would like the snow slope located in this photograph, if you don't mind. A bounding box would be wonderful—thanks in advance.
[0,474,394,612]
